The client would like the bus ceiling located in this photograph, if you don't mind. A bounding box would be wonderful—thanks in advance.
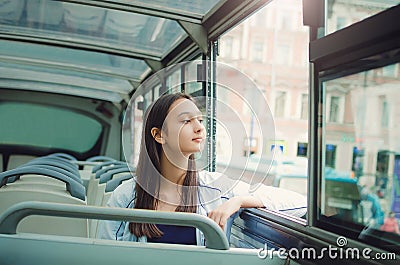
[0,0,270,103]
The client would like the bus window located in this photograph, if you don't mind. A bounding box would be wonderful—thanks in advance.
[325,0,399,35]
[0,102,103,154]
[309,2,400,255]
[217,0,309,219]
[320,57,400,250]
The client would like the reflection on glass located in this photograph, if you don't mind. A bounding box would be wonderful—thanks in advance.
[166,69,182,94]
[216,0,309,207]
[184,63,202,95]
[321,62,400,245]
[326,0,400,35]
[0,0,187,57]
[132,0,219,15]
[0,40,150,81]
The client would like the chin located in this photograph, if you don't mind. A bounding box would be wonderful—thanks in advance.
[182,149,201,157]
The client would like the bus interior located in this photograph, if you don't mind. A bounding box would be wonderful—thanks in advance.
[0,0,399,264]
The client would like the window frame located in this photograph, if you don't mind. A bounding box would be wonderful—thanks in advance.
[309,4,400,253]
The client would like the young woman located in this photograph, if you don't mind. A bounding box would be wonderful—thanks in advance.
[97,93,303,245]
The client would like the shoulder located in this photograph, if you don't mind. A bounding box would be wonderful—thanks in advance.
[107,177,136,208]
[198,170,238,193]
[198,170,223,184]
[198,170,233,187]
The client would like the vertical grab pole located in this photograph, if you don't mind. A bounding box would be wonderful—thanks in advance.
[302,0,325,226]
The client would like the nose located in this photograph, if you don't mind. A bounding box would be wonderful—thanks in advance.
[193,119,204,133]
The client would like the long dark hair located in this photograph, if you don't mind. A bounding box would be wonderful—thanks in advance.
[129,93,199,238]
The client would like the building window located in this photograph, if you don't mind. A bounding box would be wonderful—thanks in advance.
[279,12,292,30]
[219,36,233,58]
[380,96,389,128]
[297,142,308,157]
[251,41,264,62]
[243,137,258,156]
[255,9,266,27]
[300,93,308,120]
[328,96,340,123]
[276,44,291,65]
[271,144,285,155]
[336,16,347,30]
[352,147,364,178]
[382,64,397,77]
[376,151,390,198]
[275,91,286,118]
[325,144,336,168]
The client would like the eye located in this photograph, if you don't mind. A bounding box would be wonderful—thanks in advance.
[183,119,191,124]
[198,118,204,123]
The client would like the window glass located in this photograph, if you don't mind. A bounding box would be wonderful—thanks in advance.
[300,93,308,120]
[382,64,398,77]
[325,144,337,168]
[274,91,287,118]
[123,95,144,166]
[0,102,102,153]
[216,0,309,219]
[184,63,203,96]
[336,16,347,30]
[251,41,264,62]
[0,0,188,58]
[166,69,182,93]
[326,0,400,35]
[279,11,292,30]
[297,142,308,157]
[125,0,219,16]
[219,36,233,58]
[329,96,340,123]
[320,62,400,249]
[380,96,389,128]
[276,44,291,65]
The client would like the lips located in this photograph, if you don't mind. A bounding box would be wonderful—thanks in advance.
[192,137,203,143]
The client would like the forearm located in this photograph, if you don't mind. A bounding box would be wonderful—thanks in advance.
[234,195,264,208]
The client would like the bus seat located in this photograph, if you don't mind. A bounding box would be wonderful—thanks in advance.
[87,163,127,205]
[83,156,116,171]
[87,156,116,163]
[47,153,77,161]
[32,155,80,171]
[88,174,133,238]
[0,167,86,200]
[98,166,131,184]
[105,174,133,194]
[19,163,82,184]
[0,202,287,265]
[79,168,94,188]
[93,167,131,207]
[86,164,128,236]
[0,167,87,237]
[88,168,131,238]
[0,191,88,237]
[5,175,66,188]
[88,179,107,237]
[7,154,37,170]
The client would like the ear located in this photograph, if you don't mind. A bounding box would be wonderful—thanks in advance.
[151,127,164,144]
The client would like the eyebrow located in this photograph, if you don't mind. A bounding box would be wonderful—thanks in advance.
[177,111,202,117]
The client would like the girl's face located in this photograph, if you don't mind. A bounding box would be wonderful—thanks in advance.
[162,98,205,159]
